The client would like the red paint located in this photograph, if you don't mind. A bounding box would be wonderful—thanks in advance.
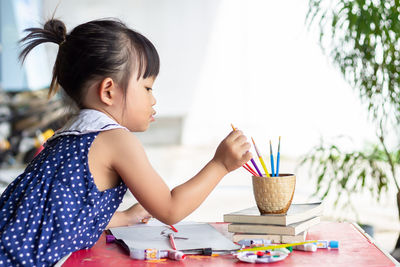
[256,251,265,256]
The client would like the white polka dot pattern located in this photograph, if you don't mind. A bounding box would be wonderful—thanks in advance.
[0,132,127,266]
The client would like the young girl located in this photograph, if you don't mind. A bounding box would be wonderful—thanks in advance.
[0,18,252,266]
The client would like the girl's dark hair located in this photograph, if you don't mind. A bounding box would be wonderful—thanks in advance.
[19,18,160,108]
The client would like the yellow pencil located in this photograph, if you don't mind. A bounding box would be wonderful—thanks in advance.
[251,137,270,177]
[237,240,319,252]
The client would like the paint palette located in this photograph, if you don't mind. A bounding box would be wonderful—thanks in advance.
[234,250,288,264]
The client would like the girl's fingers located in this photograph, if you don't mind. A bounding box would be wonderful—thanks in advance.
[235,134,248,144]
[228,129,243,140]
[242,151,253,163]
[240,141,251,151]
[141,215,152,223]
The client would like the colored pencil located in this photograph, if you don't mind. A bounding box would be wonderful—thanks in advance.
[251,137,270,177]
[275,136,281,177]
[244,163,258,175]
[243,164,258,176]
[230,123,261,177]
[250,158,263,177]
[169,224,178,232]
[269,140,275,177]
[169,233,177,250]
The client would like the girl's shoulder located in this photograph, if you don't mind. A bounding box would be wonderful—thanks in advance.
[94,128,143,154]
[89,128,147,184]
[88,128,142,191]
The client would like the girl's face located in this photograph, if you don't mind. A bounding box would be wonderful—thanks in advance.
[120,74,157,132]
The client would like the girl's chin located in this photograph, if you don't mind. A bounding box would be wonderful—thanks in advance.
[127,125,149,132]
[138,124,151,132]
[125,120,152,132]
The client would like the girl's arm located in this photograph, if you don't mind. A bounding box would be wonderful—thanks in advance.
[106,211,126,229]
[106,203,151,229]
[106,128,251,225]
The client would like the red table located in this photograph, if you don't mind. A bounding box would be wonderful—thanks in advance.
[62,221,398,266]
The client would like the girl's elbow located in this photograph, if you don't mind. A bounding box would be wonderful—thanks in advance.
[155,209,183,225]
[158,217,179,225]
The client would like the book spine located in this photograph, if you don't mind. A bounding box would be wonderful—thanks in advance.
[223,215,284,225]
[228,217,320,236]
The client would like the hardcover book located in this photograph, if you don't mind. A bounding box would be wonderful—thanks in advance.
[228,216,321,236]
[224,202,323,226]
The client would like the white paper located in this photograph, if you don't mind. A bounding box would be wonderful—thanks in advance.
[110,221,240,253]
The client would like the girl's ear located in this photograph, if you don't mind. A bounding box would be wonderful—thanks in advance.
[98,78,116,106]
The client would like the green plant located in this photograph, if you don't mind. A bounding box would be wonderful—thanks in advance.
[300,135,394,221]
[306,0,400,121]
[302,0,400,250]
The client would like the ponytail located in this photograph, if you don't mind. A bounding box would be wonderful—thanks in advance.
[19,18,160,108]
[19,19,67,98]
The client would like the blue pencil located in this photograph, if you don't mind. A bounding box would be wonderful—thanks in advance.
[269,140,275,177]
[275,136,281,177]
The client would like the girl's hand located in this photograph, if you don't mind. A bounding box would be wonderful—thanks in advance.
[124,203,152,225]
[212,130,252,173]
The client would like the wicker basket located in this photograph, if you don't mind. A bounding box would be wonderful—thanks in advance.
[252,174,296,214]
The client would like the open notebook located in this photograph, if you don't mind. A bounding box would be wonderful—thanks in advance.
[109,220,241,254]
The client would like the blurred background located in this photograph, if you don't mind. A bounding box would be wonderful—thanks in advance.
[1,0,399,257]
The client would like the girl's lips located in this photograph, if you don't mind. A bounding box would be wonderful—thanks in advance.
[150,111,156,121]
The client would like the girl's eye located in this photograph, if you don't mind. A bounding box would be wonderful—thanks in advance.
[146,87,153,91]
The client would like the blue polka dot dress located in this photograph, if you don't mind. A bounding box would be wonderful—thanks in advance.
[0,109,128,266]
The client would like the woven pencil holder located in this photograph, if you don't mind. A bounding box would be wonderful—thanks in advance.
[252,174,296,214]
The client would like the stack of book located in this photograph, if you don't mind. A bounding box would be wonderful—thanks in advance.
[224,202,323,243]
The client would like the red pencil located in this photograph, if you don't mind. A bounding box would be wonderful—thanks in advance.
[169,224,178,232]
[169,233,177,250]
[243,164,258,176]
[244,163,258,175]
